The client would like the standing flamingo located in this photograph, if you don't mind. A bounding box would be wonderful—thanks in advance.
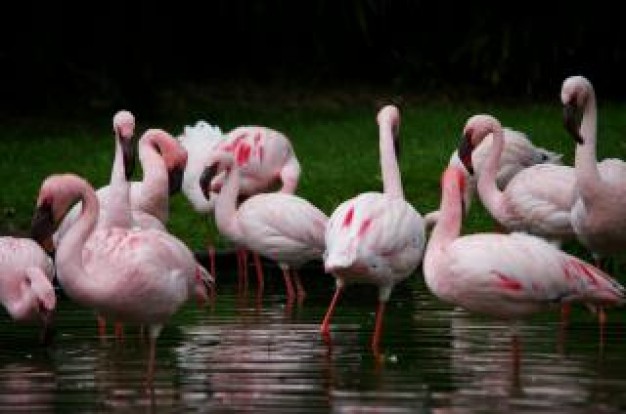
[320,105,426,353]
[423,165,624,370]
[561,75,626,263]
[0,237,56,342]
[55,125,187,240]
[201,151,327,303]
[184,122,302,290]
[426,127,563,227]
[31,173,214,385]
[458,114,577,245]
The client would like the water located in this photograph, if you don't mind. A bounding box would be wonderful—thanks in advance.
[0,265,625,413]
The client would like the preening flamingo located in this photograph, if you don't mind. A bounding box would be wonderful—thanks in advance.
[425,127,562,229]
[0,237,56,342]
[202,151,327,303]
[458,114,577,245]
[320,105,426,353]
[31,173,214,385]
[423,165,624,369]
[561,75,626,263]
[55,124,187,240]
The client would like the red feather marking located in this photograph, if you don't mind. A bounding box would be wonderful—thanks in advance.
[567,260,599,286]
[236,143,252,166]
[342,207,354,228]
[358,218,372,238]
[494,271,523,291]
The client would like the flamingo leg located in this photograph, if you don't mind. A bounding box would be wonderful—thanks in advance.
[114,322,124,341]
[97,315,107,338]
[599,306,606,352]
[560,303,571,327]
[371,301,386,353]
[282,267,295,301]
[293,270,306,302]
[320,284,344,337]
[253,253,265,294]
[207,242,216,282]
[511,333,521,389]
[145,325,162,389]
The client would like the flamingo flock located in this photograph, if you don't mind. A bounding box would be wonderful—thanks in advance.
[1,74,625,385]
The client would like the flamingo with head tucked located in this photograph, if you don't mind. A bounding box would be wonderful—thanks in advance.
[426,127,563,228]
[424,165,624,368]
[561,75,626,264]
[201,150,327,304]
[0,237,56,343]
[458,114,577,245]
[320,105,426,353]
[31,173,214,385]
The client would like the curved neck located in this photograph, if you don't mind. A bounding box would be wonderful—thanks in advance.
[103,136,132,229]
[214,164,243,243]
[425,172,463,272]
[138,135,169,209]
[476,128,507,220]
[55,184,100,297]
[574,92,602,196]
[379,120,404,198]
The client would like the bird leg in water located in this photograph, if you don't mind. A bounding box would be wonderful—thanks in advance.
[371,301,386,354]
[320,285,344,339]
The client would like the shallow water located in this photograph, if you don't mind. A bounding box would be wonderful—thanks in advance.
[1,265,625,413]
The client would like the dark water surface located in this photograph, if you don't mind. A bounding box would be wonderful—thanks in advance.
[1,265,625,413]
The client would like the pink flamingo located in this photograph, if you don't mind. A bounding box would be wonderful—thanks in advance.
[458,114,577,245]
[31,173,214,386]
[0,237,56,342]
[55,124,187,240]
[202,151,327,303]
[191,124,302,290]
[423,165,624,370]
[320,105,426,353]
[561,75,626,263]
[426,127,562,228]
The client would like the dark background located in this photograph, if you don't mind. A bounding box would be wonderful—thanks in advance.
[2,1,625,116]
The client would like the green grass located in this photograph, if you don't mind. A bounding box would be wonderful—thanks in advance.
[2,88,626,263]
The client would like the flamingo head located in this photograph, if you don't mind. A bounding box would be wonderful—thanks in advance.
[31,174,85,253]
[199,152,235,199]
[113,110,137,180]
[143,129,188,195]
[459,114,502,175]
[377,105,401,156]
[561,76,591,145]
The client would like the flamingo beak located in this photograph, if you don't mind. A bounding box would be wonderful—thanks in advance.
[199,163,220,200]
[31,202,55,254]
[457,134,475,175]
[168,166,185,195]
[563,102,584,144]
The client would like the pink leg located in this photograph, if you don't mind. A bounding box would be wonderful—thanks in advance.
[599,306,606,351]
[292,270,306,303]
[114,322,124,341]
[321,284,343,337]
[371,301,386,353]
[97,315,106,337]
[145,336,156,388]
[253,253,265,294]
[240,248,249,290]
[511,333,521,387]
[561,303,571,327]
[207,243,216,282]
[282,267,295,301]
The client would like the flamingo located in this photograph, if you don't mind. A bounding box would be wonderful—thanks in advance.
[201,151,327,303]
[320,105,426,353]
[457,114,577,245]
[30,173,214,385]
[561,75,626,263]
[55,124,187,241]
[0,237,56,343]
[182,122,302,289]
[423,165,625,369]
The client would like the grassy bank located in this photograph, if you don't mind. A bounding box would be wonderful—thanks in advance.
[2,86,625,261]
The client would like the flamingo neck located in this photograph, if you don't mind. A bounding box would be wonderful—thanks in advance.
[138,135,169,218]
[214,164,244,243]
[55,183,101,299]
[2,278,35,321]
[379,120,403,199]
[476,127,507,220]
[103,136,132,229]
[574,91,601,197]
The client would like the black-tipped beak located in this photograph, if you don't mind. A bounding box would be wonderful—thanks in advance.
[38,302,55,346]
[199,164,219,200]
[120,133,136,180]
[168,166,184,195]
[458,134,475,175]
[31,203,55,254]
[563,103,584,144]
